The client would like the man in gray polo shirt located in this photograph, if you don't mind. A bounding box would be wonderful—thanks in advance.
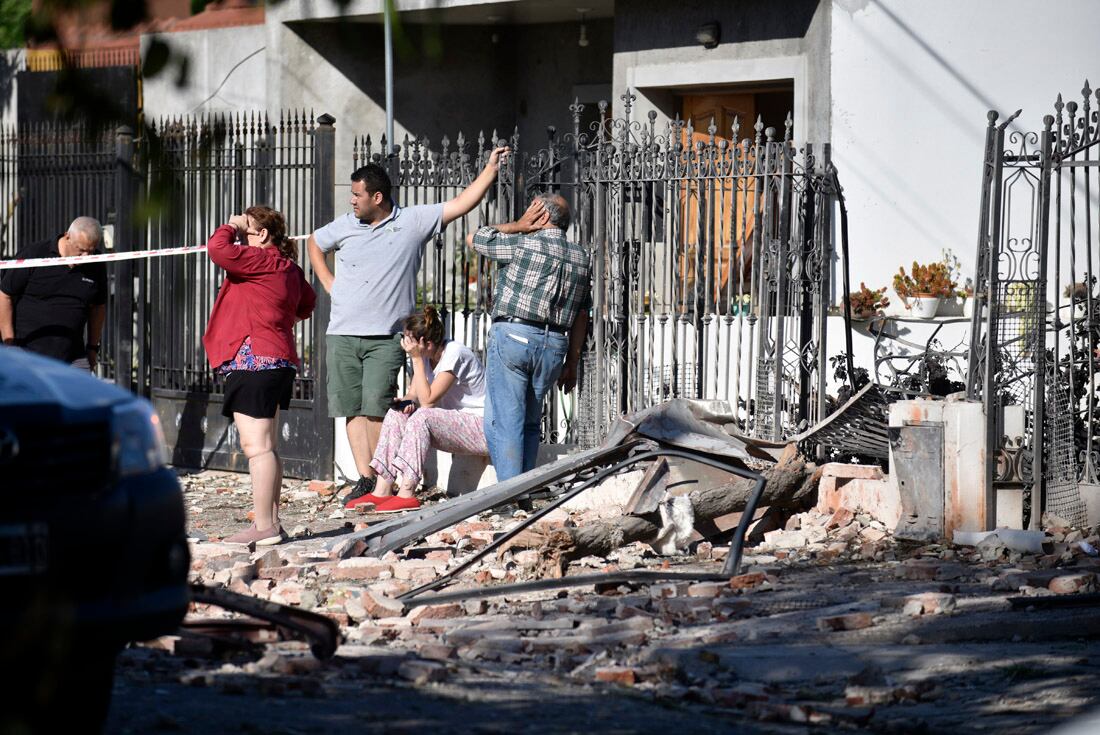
[308,149,507,503]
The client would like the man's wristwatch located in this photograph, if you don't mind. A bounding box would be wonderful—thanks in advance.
[87,343,100,352]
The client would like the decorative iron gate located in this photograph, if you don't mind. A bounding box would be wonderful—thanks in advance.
[968,82,1100,528]
[139,112,334,479]
[516,95,836,446]
[3,100,838,479]
[353,96,838,447]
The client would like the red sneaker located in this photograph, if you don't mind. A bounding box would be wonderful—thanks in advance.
[373,495,421,513]
[344,493,391,510]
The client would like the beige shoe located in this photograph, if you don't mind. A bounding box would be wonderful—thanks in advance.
[225,522,284,546]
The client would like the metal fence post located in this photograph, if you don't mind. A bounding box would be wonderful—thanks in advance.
[1030,115,1055,531]
[312,113,336,480]
[113,124,137,394]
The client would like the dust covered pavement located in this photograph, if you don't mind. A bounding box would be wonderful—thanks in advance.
[105,469,1100,734]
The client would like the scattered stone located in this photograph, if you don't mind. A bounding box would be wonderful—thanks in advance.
[1049,573,1096,595]
[398,659,448,684]
[817,612,874,632]
[332,558,393,581]
[903,592,957,616]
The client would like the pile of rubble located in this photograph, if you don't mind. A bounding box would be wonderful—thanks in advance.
[115,469,1100,734]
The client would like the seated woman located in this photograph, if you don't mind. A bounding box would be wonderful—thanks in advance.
[345,305,487,512]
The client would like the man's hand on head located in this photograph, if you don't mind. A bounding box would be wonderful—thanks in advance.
[517,199,550,233]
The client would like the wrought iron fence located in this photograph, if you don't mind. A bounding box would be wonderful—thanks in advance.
[0,120,125,382]
[3,101,839,478]
[352,96,838,447]
[0,120,119,258]
[968,82,1100,528]
[138,111,333,478]
[352,128,517,358]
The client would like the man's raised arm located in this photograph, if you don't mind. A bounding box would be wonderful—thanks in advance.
[443,146,510,227]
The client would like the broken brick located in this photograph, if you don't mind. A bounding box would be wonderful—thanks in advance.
[331,558,393,581]
[903,592,957,616]
[595,666,637,685]
[362,590,406,618]
[729,572,766,590]
[308,480,336,497]
[1049,573,1096,595]
[687,582,726,598]
[826,507,855,530]
[407,603,464,624]
[258,565,302,582]
[817,612,874,632]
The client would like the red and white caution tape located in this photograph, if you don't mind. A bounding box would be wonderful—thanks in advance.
[0,234,310,270]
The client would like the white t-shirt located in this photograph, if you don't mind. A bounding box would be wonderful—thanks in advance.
[426,341,486,416]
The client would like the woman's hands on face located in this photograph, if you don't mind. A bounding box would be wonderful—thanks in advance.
[228,214,249,232]
[401,334,426,359]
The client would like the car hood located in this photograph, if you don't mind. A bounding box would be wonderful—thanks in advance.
[0,347,133,411]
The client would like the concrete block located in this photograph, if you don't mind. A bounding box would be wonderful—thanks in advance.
[943,400,987,535]
[996,487,1026,530]
[816,472,900,529]
[887,398,988,537]
[560,468,647,516]
[822,463,884,481]
[1080,483,1100,528]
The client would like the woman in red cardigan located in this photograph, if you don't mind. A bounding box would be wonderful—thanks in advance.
[203,206,316,546]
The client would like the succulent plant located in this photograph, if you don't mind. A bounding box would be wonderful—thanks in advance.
[845,282,889,319]
[893,261,957,300]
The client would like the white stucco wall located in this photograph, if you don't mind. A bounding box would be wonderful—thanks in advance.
[141,25,267,117]
[830,0,1100,295]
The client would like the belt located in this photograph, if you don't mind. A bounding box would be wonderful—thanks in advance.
[492,315,567,334]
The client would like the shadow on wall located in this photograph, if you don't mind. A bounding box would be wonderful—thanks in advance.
[613,0,819,53]
[286,18,614,150]
[287,20,516,146]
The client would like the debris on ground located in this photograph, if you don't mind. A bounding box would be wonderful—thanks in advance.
[116,467,1100,735]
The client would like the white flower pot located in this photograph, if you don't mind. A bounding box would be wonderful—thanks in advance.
[907,295,941,319]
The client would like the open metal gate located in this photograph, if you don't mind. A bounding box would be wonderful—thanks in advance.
[968,82,1100,528]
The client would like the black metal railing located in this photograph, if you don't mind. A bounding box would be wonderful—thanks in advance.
[1,100,840,475]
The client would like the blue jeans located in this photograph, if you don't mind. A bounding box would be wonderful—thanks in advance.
[484,322,570,481]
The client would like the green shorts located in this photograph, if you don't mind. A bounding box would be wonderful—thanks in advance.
[325,334,405,418]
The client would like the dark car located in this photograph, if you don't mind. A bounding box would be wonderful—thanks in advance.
[0,347,190,733]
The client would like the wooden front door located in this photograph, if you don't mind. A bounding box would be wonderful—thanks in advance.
[680,93,757,311]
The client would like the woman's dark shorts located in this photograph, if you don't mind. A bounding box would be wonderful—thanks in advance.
[222,367,296,419]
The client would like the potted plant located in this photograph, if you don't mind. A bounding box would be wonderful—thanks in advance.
[893,260,957,319]
[845,282,889,321]
[960,278,977,318]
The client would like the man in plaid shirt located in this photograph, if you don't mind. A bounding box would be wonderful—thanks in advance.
[467,194,591,480]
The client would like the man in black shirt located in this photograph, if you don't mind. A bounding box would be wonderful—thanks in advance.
[0,217,108,371]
